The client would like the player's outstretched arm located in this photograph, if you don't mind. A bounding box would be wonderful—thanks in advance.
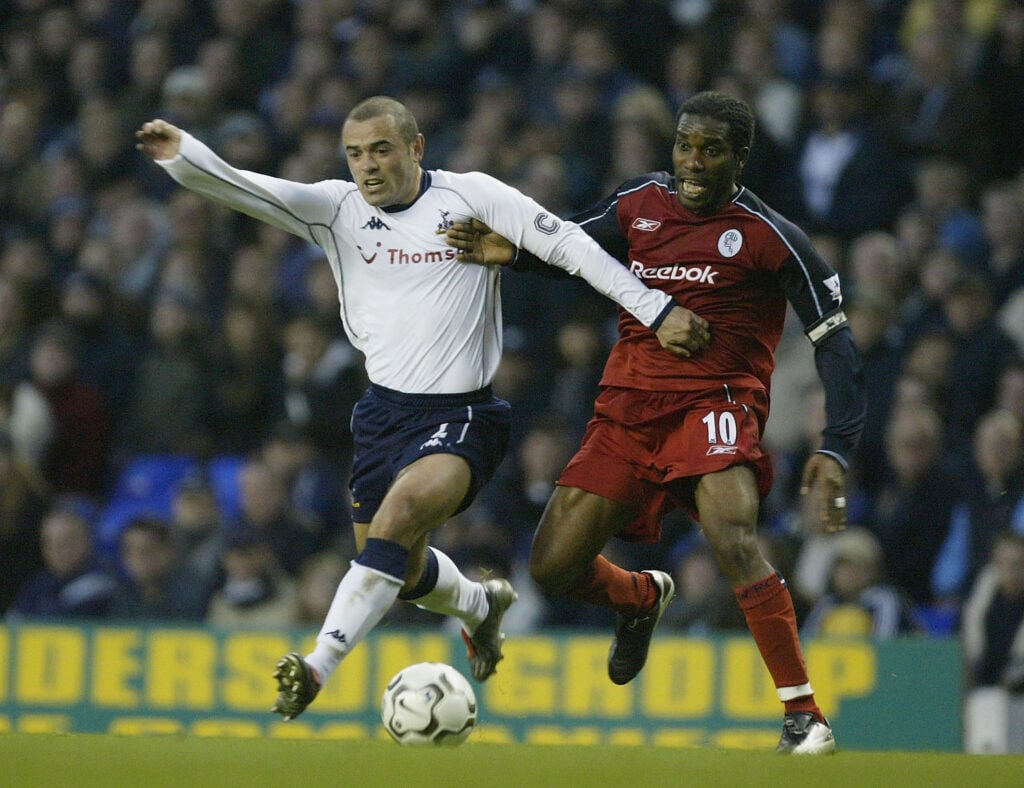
[445,220,515,265]
[800,452,848,533]
[135,119,183,161]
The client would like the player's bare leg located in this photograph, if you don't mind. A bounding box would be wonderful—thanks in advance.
[696,465,834,754]
[530,486,675,685]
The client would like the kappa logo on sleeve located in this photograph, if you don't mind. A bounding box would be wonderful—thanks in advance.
[631,217,662,232]
[534,212,561,235]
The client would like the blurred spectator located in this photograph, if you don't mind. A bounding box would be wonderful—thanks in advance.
[205,526,298,628]
[978,180,1024,306]
[118,287,211,457]
[996,360,1024,424]
[230,457,320,577]
[910,156,987,268]
[120,31,176,131]
[0,98,48,234]
[0,428,50,613]
[58,269,137,420]
[662,34,712,109]
[844,290,902,475]
[847,230,912,304]
[724,19,804,149]
[0,274,31,381]
[110,515,209,620]
[294,550,348,627]
[279,312,363,462]
[207,297,283,456]
[740,0,815,86]
[0,373,53,475]
[962,529,1024,691]
[933,409,1024,604]
[260,420,352,555]
[477,412,578,562]
[599,84,676,196]
[864,404,961,608]
[801,526,918,638]
[1,237,60,328]
[938,271,1018,467]
[546,318,610,447]
[973,0,1024,179]
[889,21,995,178]
[168,471,225,597]
[662,538,747,634]
[899,245,965,345]
[26,320,113,497]
[792,70,908,240]
[6,497,121,619]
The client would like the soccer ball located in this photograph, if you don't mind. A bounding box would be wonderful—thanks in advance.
[380,662,477,746]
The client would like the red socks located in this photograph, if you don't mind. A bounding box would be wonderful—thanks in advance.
[735,572,823,720]
[568,555,656,620]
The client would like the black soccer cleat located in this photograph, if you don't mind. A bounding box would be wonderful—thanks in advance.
[607,570,675,685]
[775,711,836,755]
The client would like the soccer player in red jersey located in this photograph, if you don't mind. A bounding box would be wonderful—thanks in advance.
[447,91,865,754]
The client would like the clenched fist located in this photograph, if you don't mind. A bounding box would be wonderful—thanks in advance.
[135,119,183,161]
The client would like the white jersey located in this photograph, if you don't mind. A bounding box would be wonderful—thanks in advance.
[159,132,672,394]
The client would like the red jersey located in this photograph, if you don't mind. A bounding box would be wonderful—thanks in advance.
[577,173,845,395]
[513,171,863,465]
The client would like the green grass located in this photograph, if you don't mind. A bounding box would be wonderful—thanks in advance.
[2,733,1024,787]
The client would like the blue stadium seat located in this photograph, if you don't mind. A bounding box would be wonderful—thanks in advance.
[96,455,200,556]
[207,455,246,520]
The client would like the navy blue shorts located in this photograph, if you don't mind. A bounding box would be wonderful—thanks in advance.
[349,384,512,524]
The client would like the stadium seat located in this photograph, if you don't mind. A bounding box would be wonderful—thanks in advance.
[207,454,246,520]
[96,454,200,555]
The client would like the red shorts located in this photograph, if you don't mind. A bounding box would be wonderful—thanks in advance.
[557,385,774,543]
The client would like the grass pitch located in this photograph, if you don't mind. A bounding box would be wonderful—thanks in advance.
[4,734,1024,788]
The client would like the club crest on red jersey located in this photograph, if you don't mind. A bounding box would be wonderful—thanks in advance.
[717,229,743,258]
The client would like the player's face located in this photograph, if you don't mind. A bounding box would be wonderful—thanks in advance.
[671,113,748,215]
[342,114,424,208]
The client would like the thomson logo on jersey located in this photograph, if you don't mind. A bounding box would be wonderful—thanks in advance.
[632,217,661,232]
[362,216,391,231]
[629,260,719,283]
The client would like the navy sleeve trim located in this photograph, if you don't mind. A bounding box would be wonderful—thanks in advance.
[648,300,676,332]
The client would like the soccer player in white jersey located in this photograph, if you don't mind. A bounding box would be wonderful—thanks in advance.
[136,96,710,720]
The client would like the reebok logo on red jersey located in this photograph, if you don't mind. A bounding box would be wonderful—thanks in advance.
[629,260,719,283]
[631,218,661,231]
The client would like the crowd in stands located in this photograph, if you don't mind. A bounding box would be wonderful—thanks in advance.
[2,0,1024,694]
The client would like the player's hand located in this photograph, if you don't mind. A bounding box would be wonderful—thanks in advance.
[445,220,515,266]
[800,452,848,533]
[135,119,183,161]
[654,305,710,358]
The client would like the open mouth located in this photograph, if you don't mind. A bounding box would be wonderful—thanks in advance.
[681,180,706,199]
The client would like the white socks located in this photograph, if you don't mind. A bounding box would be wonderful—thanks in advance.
[304,561,402,685]
[303,545,489,687]
[411,547,489,634]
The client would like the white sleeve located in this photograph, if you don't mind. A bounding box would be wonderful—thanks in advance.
[157,132,339,240]
[463,173,673,328]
